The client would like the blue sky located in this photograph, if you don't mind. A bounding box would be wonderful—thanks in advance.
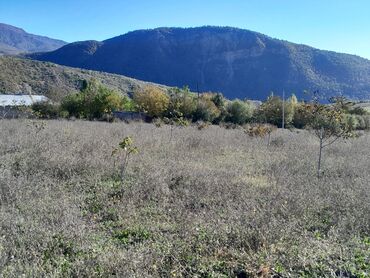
[1,0,370,59]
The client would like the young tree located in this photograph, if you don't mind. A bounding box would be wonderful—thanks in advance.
[305,95,354,178]
[134,85,169,118]
[245,123,277,146]
[111,136,139,182]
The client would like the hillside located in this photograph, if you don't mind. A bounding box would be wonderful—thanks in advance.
[0,23,66,55]
[0,56,167,101]
[29,26,370,101]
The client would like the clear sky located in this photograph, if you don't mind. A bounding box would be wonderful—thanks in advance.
[1,0,370,59]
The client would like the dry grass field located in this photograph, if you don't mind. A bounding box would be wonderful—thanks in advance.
[0,120,369,277]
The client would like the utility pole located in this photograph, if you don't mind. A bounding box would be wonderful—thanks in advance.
[282,89,285,129]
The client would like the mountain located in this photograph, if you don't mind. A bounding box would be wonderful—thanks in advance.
[29,26,370,100]
[0,23,66,55]
[0,56,167,101]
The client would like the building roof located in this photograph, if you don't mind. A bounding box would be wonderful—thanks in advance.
[0,94,48,106]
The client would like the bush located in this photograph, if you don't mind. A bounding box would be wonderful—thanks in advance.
[122,96,136,112]
[31,101,60,119]
[293,103,315,128]
[167,87,196,119]
[192,96,221,123]
[255,95,295,127]
[134,85,169,118]
[225,100,254,125]
[61,79,126,119]
[345,114,370,130]
[362,115,370,130]
[345,114,360,130]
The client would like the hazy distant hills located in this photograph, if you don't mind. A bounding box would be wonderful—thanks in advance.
[28,26,370,100]
[0,56,166,100]
[0,23,66,55]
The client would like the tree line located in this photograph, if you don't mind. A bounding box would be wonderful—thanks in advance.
[31,79,370,130]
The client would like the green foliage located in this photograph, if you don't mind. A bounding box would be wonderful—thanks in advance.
[345,114,360,130]
[61,79,126,119]
[122,95,136,112]
[31,101,60,119]
[308,98,354,139]
[113,227,150,246]
[42,234,84,275]
[293,102,315,128]
[167,86,196,119]
[256,95,295,127]
[211,93,225,109]
[193,95,221,123]
[349,106,369,115]
[111,136,139,182]
[225,99,254,124]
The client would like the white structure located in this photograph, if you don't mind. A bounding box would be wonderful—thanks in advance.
[0,94,49,107]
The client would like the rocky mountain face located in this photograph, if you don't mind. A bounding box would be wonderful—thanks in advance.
[28,26,370,100]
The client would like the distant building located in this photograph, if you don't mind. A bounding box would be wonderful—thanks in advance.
[0,94,49,107]
[0,94,49,119]
[246,99,263,107]
[112,111,151,122]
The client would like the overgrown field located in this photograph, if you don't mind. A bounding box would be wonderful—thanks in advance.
[0,120,369,277]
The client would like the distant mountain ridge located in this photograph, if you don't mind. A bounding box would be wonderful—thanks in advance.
[25,26,370,100]
[0,23,66,55]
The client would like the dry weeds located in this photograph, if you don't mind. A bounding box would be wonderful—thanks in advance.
[0,120,369,277]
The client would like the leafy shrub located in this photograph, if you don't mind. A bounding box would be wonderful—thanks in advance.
[121,95,136,112]
[293,102,315,128]
[192,95,221,123]
[31,101,60,119]
[360,115,370,130]
[61,79,126,119]
[113,227,150,246]
[225,99,254,124]
[345,114,360,130]
[167,87,196,119]
[255,95,295,127]
[134,85,169,117]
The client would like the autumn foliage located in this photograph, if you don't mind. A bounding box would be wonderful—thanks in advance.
[133,85,170,117]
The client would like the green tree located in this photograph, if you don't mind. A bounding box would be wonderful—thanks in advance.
[61,79,126,119]
[167,86,196,119]
[256,95,295,127]
[226,99,254,125]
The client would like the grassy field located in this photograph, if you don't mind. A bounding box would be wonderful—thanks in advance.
[0,120,369,277]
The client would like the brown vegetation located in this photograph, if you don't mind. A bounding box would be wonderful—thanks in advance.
[0,120,369,277]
